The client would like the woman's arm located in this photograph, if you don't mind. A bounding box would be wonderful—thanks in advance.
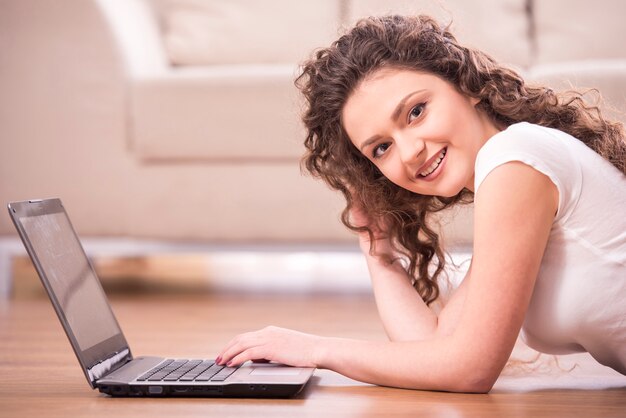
[365,246,439,341]
[351,205,439,341]
[217,162,558,393]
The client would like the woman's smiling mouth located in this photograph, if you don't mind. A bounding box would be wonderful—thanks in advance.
[417,147,447,179]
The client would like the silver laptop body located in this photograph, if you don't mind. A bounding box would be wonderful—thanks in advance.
[8,198,314,398]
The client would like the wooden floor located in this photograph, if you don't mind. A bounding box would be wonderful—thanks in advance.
[1,292,624,418]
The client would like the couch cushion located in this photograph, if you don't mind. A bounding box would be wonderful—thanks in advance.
[125,161,474,246]
[346,0,531,69]
[151,0,341,65]
[533,0,626,65]
[126,162,351,241]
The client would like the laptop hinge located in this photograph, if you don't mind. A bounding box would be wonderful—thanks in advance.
[87,348,132,383]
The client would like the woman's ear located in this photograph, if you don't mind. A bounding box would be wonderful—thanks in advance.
[470,96,481,106]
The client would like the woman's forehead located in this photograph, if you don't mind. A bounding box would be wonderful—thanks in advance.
[359,68,444,92]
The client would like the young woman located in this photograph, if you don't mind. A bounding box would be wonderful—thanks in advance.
[216,15,626,392]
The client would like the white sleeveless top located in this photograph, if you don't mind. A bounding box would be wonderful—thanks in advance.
[474,122,626,375]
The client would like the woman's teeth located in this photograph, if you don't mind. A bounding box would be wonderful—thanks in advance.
[420,148,446,177]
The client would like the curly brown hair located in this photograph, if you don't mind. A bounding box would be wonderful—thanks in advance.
[295,15,626,305]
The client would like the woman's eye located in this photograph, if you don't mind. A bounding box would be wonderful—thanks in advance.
[408,103,426,123]
[372,142,390,159]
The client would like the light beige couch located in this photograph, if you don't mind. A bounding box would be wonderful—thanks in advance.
[1,0,625,294]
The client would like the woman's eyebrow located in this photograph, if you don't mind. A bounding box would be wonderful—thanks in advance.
[359,134,383,152]
[391,89,426,121]
[359,89,426,152]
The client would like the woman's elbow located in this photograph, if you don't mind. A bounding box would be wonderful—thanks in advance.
[432,361,500,393]
[400,367,498,393]
[402,374,495,393]
[454,376,496,394]
[449,369,499,393]
[443,343,505,393]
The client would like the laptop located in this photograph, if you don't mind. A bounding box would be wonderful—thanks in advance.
[8,198,315,398]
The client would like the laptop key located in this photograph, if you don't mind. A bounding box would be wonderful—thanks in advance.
[210,367,239,382]
[180,360,215,381]
[194,364,224,381]
[148,359,188,381]
[163,360,203,381]
[137,359,174,381]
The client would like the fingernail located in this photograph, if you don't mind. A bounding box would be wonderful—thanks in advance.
[215,356,222,364]
[226,361,233,367]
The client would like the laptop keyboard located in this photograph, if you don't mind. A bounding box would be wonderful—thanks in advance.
[137,359,239,382]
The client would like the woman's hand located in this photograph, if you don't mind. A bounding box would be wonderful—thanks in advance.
[216,326,325,368]
[349,204,393,255]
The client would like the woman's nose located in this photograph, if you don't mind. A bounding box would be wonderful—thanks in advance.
[396,134,425,165]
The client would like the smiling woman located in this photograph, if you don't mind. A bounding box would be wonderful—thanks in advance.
[216,15,626,392]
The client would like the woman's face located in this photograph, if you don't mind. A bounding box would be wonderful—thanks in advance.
[342,68,500,197]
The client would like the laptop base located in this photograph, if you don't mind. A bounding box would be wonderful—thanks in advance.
[97,383,307,398]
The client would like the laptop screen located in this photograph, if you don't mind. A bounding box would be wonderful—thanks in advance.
[20,211,121,351]
[9,199,131,385]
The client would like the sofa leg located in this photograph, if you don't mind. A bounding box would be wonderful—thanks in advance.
[0,245,14,300]
[0,238,28,300]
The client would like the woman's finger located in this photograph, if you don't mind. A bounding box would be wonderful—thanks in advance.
[227,347,268,367]
[217,337,255,365]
